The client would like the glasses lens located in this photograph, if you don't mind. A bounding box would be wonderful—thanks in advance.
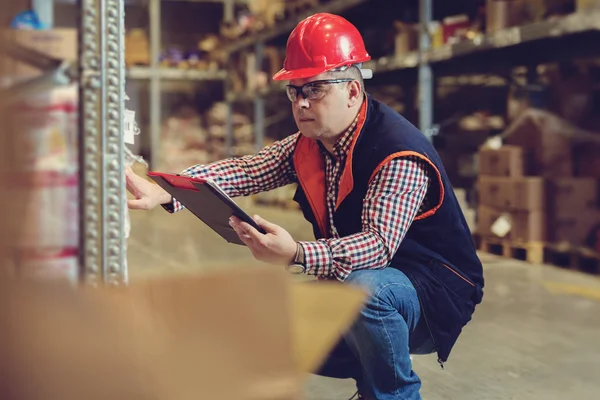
[304,84,326,101]
[285,86,297,102]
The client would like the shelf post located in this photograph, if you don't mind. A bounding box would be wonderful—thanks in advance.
[254,41,265,152]
[78,0,127,286]
[149,0,161,169]
[224,0,234,24]
[418,0,434,140]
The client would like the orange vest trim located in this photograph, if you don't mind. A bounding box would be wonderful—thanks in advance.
[335,100,369,210]
[293,101,369,238]
[293,135,328,237]
[368,151,445,220]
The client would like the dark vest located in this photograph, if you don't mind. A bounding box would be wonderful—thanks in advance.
[291,95,484,363]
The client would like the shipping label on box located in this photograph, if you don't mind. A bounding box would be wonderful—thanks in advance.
[478,145,524,177]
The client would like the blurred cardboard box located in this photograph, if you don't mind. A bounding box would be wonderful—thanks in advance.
[394,21,419,55]
[2,29,77,80]
[477,177,509,209]
[479,176,548,211]
[477,205,546,242]
[478,145,524,177]
[125,28,150,66]
[508,177,548,211]
[574,143,600,178]
[0,267,366,400]
[551,178,599,214]
[486,0,533,33]
[503,109,574,177]
[577,0,600,11]
[554,210,600,246]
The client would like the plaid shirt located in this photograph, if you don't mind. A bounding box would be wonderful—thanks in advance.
[165,117,430,281]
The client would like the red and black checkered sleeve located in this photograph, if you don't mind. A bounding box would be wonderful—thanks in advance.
[163,133,299,213]
[299,156,430,281]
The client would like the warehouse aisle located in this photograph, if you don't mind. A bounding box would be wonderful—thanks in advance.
[127,203,600,400]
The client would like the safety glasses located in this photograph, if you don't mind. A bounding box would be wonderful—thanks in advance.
[285,79,354,102]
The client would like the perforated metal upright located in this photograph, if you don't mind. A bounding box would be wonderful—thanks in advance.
[78,0,127,286]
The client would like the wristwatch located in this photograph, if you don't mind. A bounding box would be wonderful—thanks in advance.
[286,243,306,274]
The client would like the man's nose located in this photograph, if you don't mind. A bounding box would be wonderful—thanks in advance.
[294,95,310,109]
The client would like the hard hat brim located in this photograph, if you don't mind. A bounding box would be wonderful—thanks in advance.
[272,66,331,81]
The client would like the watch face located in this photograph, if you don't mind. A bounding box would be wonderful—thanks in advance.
[287,264,306,274]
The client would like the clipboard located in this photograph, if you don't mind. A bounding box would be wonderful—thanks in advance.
[147,171,266,246]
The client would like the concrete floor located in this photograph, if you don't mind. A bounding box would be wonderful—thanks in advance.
[127,196,600,400]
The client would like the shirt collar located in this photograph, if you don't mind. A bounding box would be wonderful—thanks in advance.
[332,113,359,158]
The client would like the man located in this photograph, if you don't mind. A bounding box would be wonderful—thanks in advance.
[126,13,484,400]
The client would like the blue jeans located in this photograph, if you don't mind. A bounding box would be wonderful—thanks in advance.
[315,268,435,400]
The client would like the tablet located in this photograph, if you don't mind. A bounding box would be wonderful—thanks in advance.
[147,171,266,246]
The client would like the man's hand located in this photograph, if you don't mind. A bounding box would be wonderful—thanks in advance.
[125,167,172,210]
[229,214,297,265]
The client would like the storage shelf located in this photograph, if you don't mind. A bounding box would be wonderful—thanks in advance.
[221,0,371,53]
[365,11,600,75]
[127,67,227,80]
[226,82,287,103]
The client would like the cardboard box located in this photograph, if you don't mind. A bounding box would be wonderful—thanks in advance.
[477,205,547,242]
[503,109,573,177]
[394,22,419,55]
[511,210,547,242]
[574,144,600,178]
[486,0,532,33]
[125,28,150,66]
[477,177,509,209]
[507,177,548,211]
[3,29,77,80]
[554,210,600,246]
[478,146,524,177]
[0,268,366,400]
[551,178,599,214]
[577,0,600,11]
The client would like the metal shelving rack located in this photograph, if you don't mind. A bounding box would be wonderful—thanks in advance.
[27,0,600,285]
[132,0,237,169]
[222,0,434,150]
[222,0,600,150]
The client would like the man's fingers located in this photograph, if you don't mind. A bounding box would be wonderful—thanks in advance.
[127,198,150,210]
[230,217,266,246]
[253,215,279,234]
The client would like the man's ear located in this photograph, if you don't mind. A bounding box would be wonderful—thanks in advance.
[347,81,362,107]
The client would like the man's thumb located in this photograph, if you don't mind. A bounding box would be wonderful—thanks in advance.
[254,215,278,233]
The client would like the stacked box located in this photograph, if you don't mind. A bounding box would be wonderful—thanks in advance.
[477,145,600,246]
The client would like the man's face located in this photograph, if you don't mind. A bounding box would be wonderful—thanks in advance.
[288,74,353,141]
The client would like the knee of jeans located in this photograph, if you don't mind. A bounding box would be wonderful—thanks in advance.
[345,269,416,311]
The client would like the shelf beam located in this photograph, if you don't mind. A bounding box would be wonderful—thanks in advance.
[367,10,600,77]
[127,67,226,80]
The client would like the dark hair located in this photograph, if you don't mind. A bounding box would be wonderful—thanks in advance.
[324,65,364,92]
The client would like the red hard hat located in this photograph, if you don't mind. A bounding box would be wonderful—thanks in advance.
[272,13,371,81]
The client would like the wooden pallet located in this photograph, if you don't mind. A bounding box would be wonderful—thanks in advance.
[474,234,600,274]
[476,235,545,264]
